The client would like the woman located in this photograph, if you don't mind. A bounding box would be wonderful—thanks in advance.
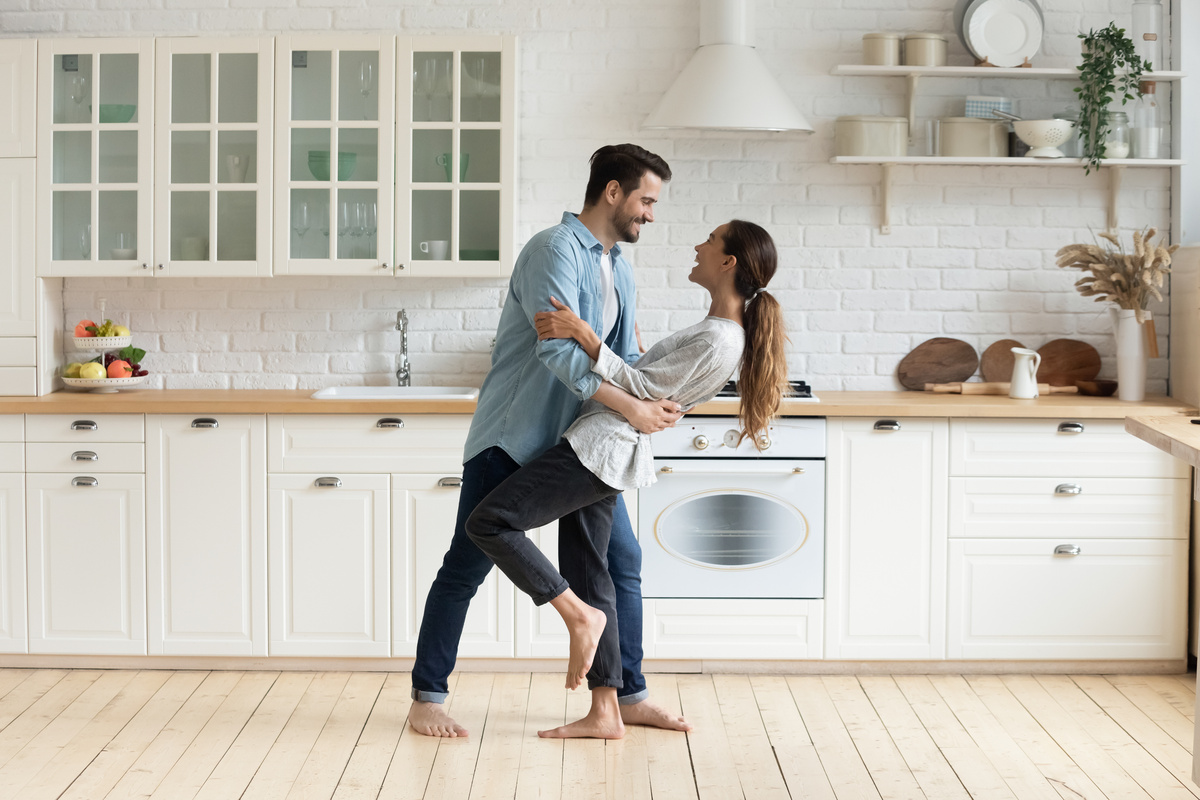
[465,219,787,739]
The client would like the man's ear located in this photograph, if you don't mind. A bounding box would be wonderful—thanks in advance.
[604,179,623,205]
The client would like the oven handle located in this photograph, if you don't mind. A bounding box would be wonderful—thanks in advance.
[659,465,808,475]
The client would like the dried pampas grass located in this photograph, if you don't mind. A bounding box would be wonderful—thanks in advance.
[1055,228,1178,323]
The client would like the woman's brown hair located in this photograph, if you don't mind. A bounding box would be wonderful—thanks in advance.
[721,220,788,448]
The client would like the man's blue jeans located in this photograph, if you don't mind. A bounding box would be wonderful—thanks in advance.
[410,446,648,705]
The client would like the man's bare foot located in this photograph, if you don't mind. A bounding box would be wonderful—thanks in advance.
[407,700,468,737]
[538,707,625,739]
[620,698,692,731]
[564,605,607,690]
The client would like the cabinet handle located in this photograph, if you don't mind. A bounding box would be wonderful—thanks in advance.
[874,420,901,431]
[381,262,389,270]
[398,263,406,271]
[157,263,164,271]
[71,476,98,487]
[376,418,405,429]
[191,418,219,429]
[314,477,342,488]
[71,450,98,462]
[1057,422,1085,434]
[1054,483,1082,495]
[70,420,98,431]
[1054,544,1082,556]
[141,263,149,270]
[438,477,463,487]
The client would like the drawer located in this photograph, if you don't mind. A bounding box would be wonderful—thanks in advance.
[947,538,1187,660]
[26,414,145,443]
[949,477,1189,540]
[269,414,471,473]
[0,443,21,470]
[0,415,22,442]
[643,598,824,660]
[0,367,35,396]
[950,419,1186,478]
[0,338,35,366]
[26,442,145,473]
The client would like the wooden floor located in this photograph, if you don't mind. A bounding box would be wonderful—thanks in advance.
[0,669,1196,799]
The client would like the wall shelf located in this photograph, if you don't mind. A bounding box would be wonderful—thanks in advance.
[831,65,1185,80]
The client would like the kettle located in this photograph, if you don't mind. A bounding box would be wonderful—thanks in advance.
[1009,347,1041,399]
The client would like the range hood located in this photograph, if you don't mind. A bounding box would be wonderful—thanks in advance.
[643,0,812,133]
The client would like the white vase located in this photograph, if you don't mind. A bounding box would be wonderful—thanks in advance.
[1108,307,1148,402]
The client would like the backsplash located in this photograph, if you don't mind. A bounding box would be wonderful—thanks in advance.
[38,1,1174,393]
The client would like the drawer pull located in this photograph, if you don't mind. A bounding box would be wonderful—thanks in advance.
[1057,422,1085,434]
[376,418,405,429]
[71,476,98,487]
[1054,483,1082,496]
[191,418,219,429]
[1054,544,1082,556]
[438,477,463,487]
[70,420,98,431]
[874,420,901,431]
[71,450,98,462]
[314,477,343,488]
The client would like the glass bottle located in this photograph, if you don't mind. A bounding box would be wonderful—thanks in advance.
[1102,111,1130,159]
[1132,81,1161,159]
[1131,0,1163,71]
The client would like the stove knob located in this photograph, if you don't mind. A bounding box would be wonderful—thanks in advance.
[757,433,772,450]
[692,435,710,451]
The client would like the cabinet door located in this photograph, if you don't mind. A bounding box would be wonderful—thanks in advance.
[0,39,36,157]
[269,473,390,656]
[154,38,274,277]
[0,159,35,338]
[147,415,267,655]
[825,418,948,659]
[396,35,516,278]
[37,39,155,277]
[274,34,396,276]
[26,472,146,654]
[392,473,513,657]
[0,473,26,653]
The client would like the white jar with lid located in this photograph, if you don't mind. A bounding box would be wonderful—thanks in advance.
[835,116,908,157]
[862,33,902,66]
[904,33,947,67]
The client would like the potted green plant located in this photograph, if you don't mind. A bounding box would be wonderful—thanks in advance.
[1075,23,1150,172]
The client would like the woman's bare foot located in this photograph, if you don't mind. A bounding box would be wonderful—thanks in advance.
[407,700,468,737]
[564,604,607,690]
[620,699,692,731]
[539,688,624,739]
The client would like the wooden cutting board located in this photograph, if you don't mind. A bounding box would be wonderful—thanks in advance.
[897,337,978,390]
[979,339,1025,382]
[1036,339,1102,386]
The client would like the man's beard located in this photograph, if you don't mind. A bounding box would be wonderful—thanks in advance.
[613,208,644,243]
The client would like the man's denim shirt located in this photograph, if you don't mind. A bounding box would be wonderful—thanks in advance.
[463,212,640,466]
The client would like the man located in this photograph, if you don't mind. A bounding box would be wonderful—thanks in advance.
[408,144,691,737]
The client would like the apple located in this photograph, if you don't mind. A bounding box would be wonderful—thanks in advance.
[74,319,97,338]
[107,360,132,378]
[113,325,131,337]
[64,362,83,378]
[78,362,106,380]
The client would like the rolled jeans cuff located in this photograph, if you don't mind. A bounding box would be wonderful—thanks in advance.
[411,688,448,704]
[531,579,570,607]
[589,677,624,691]
[617,688,648,705]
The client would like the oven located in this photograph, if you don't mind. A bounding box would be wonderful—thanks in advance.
[638,414,826,599]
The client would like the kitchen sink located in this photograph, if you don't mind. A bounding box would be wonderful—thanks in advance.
[310,385,480,400]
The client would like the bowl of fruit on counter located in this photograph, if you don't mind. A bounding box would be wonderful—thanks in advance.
[63,345,151,393]
[73,318,132,351]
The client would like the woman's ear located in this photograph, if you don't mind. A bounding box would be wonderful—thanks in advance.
[721,254,738,274]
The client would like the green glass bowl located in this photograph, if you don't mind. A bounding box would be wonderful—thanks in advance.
[98,104,136,123]
[460,248,501,261]
[307,150,357,181]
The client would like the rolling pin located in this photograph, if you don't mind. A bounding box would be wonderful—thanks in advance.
[924,382,1078,395]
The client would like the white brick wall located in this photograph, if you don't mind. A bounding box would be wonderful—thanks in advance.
[30,1,1175,392]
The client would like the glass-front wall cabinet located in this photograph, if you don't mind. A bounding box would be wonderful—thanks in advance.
[275,35,395,276]
[154,38,274,277]
[37,39,154,277]
[398,36,515,277]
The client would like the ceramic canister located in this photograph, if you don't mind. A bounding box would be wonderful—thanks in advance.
[938,117,1008,157]
[862,33,902,66]
[835,116,908,157]
[903,33,947,67]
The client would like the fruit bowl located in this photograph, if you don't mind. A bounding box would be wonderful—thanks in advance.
[62,375,146,393]
[1013,119,1077,158]
[73,335,131,351]
[307,150,357,181]
[98,104,136,123]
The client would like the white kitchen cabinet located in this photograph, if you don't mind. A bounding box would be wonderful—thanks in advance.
[825,418,948,659]
[0,416,25,653]
[26,472,146,655]
[643,599,824,660]
[147,414,267,656]
[0,159,37,397]
[268,473,390,656]
[0,39,36,157]
[392,472,513,658]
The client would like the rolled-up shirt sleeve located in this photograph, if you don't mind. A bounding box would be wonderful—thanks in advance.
[591,340,715,402]
[511,241,602,399]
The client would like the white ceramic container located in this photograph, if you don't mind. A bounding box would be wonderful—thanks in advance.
[904,33,947,66]
[938,117,1007,157]
[835,116,908,157]
[862,33,902,66]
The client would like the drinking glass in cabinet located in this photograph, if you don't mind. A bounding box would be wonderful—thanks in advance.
[291,50,333,122]
[412,129,453,182]
[217,192,255,261]
[292,200,310,246]
[170,191,208,260]
[218,53,258,124]
[172,53,212,124]
[171,131,209,184]
[53,132,91,183]
[412,190,451,260]
[56,55,93,124]
[98,191,137,260]
[80,224,92,259]
[336,190,377,259]
[461,52,501,123]
[460,130,500,182]
[292,189,328,259]
[110,232,135,261]
[338,52,378,122]
[460,191,500,261]
[53,193,90,260]
[99,131,138,184]
[98,54,139,123]
[413,53,452,123]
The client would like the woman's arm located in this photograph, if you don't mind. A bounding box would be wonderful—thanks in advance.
[534,296,602,361]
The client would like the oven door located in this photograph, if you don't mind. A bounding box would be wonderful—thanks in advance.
[637,459,824,599]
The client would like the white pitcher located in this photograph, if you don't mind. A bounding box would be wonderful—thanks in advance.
[1009,347,1041,399]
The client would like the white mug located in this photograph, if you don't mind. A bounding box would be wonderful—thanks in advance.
[225,154,249,183]
[1008,347,1041,399]
[419,239,449,260]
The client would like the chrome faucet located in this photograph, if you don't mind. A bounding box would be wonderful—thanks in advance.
[395,309,411,386]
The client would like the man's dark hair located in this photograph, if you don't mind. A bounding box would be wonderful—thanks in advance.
[583,144,672,207]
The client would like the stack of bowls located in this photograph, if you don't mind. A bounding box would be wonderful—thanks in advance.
[307,150,357,180]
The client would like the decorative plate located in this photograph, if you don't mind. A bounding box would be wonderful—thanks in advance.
[73,335,131,351]
[964,0,1043,67]
[62,375,146,393]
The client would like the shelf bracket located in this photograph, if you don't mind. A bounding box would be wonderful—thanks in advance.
[880,163,894,235]
[1107,164,1125,233]
[906,74,919,147]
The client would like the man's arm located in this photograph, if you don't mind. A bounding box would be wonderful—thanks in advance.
[591,382,682,434]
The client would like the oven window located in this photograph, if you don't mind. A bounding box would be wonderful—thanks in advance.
[655,491,808,569]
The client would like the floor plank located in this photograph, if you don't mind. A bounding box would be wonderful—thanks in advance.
[711,675,789,800]
[561,688,605,800]
[421,672,493,800]
[824,675,926,800]
[0,670,101,766]
[286,671,387,800]
[0,670,69,733]
[678,674,744,800]
[0,671,38,703]
[1107,675,1195,748]
[750,675,836,800]
[330,672,412,800]
[378,672,462,800]
[643,674,698,800]
[787,675,883,800]
[514,673,565,800]
[1138,675,1196,722]
[468,672,530,800]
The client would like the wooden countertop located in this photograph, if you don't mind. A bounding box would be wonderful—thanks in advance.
[1127,415,1200,468]
[0,389,1192,418]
